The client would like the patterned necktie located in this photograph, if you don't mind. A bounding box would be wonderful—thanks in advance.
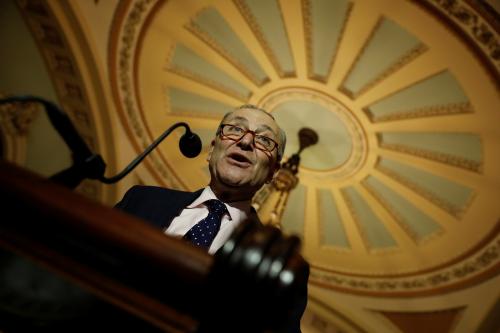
[183,199,227,250]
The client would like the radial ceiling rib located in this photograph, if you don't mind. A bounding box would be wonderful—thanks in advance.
[355,183,420,251]
[166,43,253,102]
[371,114,480,132]
[355,51,451,108]
[378,149,486,191]
[361,70,473,123]
[338,16,428,100]
[361,175,443,246]
[233,0,296,78]
[331,187,369,254]
[376,132,483,174]
[210,1,280,82]
[173,28,261,91]
[185,5,269,85]
[167,87,235,120]
[370,168,457,231]
[341,185,398,252]
[280,0,307,79]
[325,0,381,89]
[317,188,351,250]
[372,158,475,221]
[302,0,352,83]
[161,71,244,106]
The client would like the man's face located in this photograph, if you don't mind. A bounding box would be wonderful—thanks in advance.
[207,108,281,200]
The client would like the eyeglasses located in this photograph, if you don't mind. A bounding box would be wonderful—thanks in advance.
[219,124,279,153]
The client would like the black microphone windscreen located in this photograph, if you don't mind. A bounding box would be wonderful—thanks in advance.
[179,132,202,158]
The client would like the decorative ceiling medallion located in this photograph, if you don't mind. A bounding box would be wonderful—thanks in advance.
[260,87,367,182]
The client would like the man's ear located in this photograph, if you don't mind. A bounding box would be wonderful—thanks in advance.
[206,139,215,162]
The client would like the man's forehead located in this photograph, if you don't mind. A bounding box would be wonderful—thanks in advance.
[225,108,279,131]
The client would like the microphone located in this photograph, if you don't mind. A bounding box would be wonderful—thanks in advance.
[0,96,203,187]
[179,129,202,158]
[100,122,202,184]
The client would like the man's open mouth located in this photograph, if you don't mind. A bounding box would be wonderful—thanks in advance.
[227,153,252,166]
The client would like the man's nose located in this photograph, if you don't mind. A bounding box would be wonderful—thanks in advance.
[237,132,255,149]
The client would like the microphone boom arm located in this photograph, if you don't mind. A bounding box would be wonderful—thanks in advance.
[100,122,195,184]
[0,96,201,188]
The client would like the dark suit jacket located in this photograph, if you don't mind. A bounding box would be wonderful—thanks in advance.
[115,185,308,333]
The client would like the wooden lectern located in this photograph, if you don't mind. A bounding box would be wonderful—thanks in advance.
[0,161,308,332]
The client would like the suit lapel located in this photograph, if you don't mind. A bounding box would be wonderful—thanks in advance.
[159,188,204,230]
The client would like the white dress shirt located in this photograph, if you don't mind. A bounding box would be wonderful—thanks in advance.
[165,186,252,254]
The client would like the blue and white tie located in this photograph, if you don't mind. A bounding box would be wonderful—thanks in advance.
[183,199,227,250]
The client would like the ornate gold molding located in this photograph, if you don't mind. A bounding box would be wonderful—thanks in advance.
[234,0,295,78]
[15,0,102,201]
[419,0,500,74]
[0,97,40,137]
[113,0,185,189]
[310,227,500,295]
[379,141,482,174]
[364,101,473,122]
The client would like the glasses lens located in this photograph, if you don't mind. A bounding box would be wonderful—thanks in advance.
[222,125,243,137]
[221,125,277,152]
[255,135,275,151]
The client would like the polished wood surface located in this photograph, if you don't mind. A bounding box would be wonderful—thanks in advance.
[0,161,308,332]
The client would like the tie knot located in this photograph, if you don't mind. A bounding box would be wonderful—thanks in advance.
[204,199,227,217]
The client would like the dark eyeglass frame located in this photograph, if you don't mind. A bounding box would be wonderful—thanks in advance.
[218,124,279,153]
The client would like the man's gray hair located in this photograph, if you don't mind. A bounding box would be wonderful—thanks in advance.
[218,104,287,162]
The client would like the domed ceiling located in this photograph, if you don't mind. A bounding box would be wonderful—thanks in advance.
[8,0,500,331]
[108,0,499,272]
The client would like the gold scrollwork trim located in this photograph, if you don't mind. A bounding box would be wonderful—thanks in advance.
[186,8,269,86]
[379,142,482,173]
[364,101,473,122]
[421,0,500,72]
[234,0,295,78]
[116,0,183,189]
[302,0,313,81]
[310,233,500,294]
[16,0,102,200]
[0,95,40,137]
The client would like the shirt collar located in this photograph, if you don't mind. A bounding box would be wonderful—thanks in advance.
[187,186,252,221]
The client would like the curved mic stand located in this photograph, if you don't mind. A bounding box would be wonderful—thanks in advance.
[0,95,202,188]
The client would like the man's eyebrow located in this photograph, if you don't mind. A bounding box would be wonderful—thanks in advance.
[257,124,278,137]
[227,116,278,137]
[228,116,248,125]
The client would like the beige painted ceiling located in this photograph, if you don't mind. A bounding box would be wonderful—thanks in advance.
[4,0,500,332]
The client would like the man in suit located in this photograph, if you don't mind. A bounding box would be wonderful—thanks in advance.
[115,104,307,332]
